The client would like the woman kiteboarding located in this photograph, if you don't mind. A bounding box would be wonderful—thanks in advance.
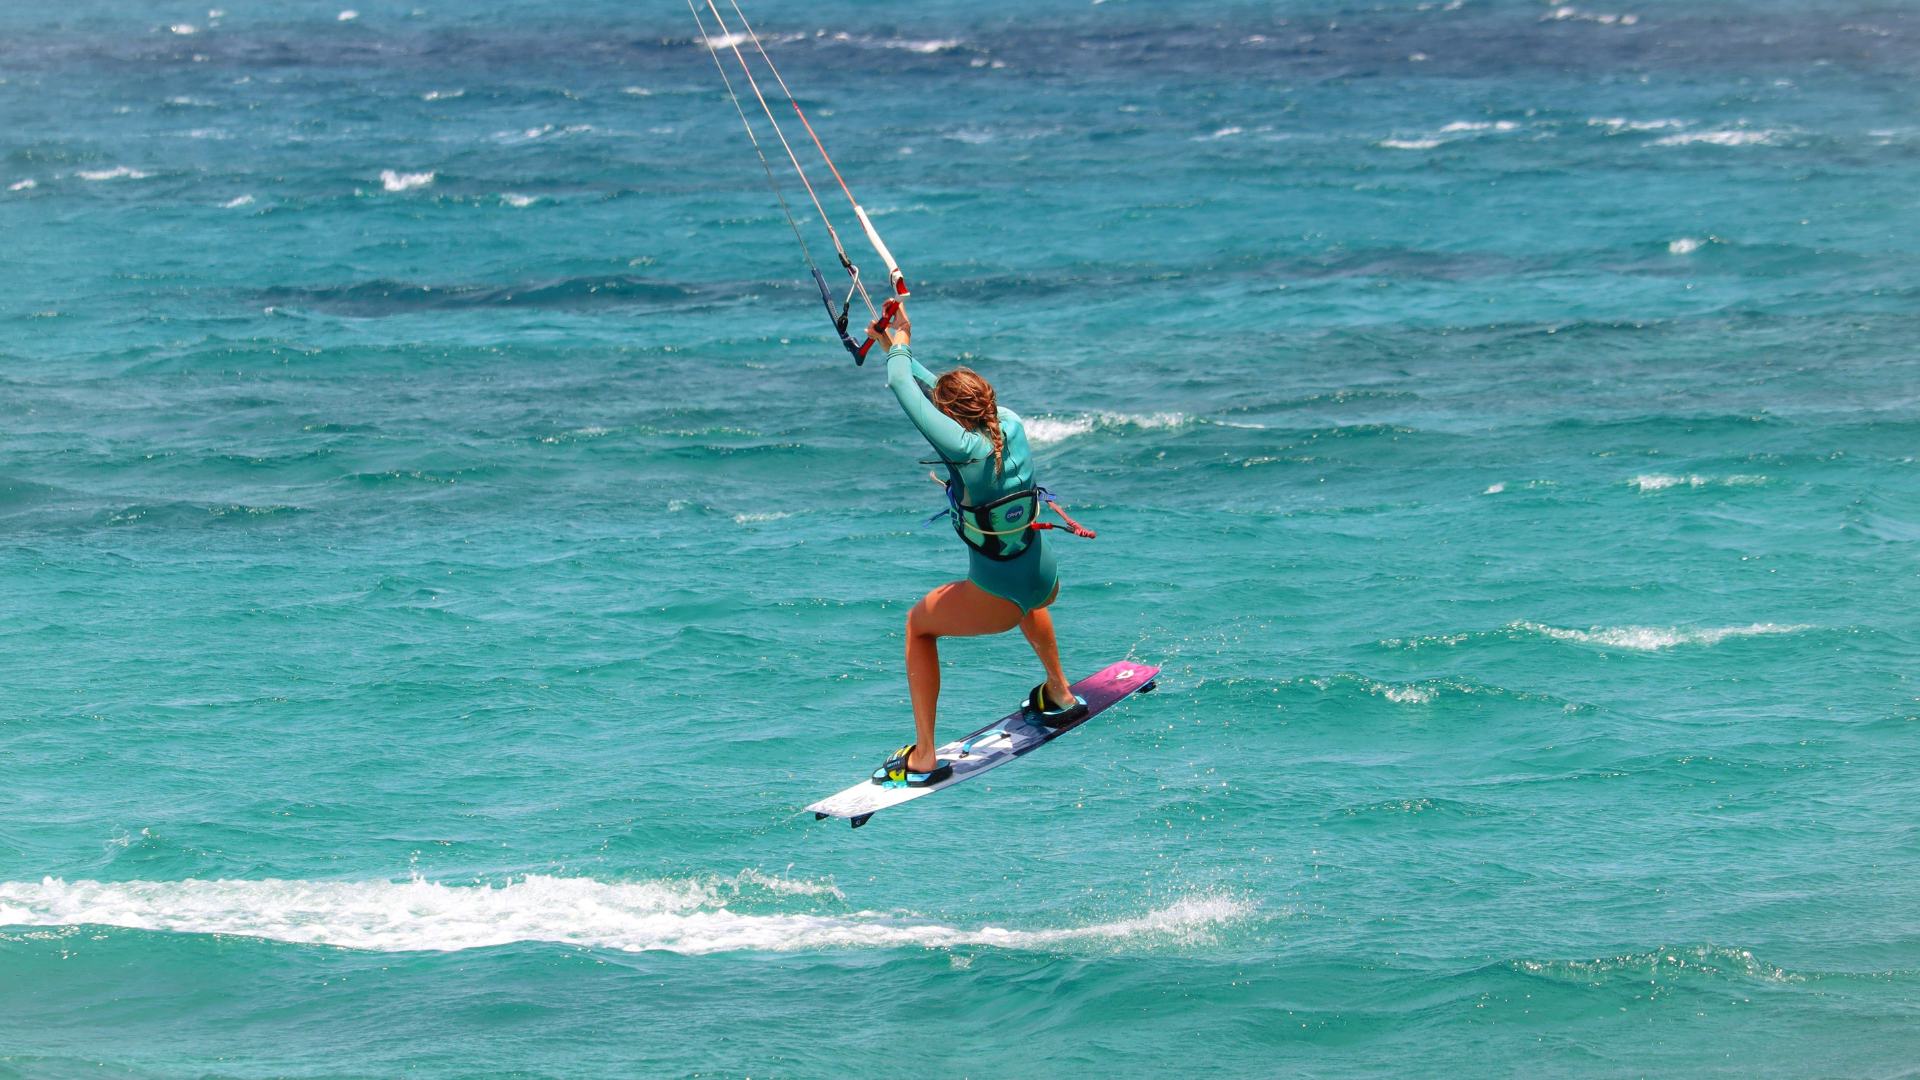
[689,0,1146,824]
[868,304,1094,787]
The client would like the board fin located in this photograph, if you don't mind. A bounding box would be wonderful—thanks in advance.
[850,813,874,829]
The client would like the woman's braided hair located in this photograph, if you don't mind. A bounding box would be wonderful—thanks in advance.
[932,367,1003,476]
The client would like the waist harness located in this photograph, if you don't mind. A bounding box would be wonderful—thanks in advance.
[925,471,1096,561]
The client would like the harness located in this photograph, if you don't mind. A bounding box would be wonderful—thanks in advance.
[925,469,1097,561]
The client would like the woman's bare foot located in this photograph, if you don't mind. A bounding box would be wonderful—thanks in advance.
[1044,679,1075,708]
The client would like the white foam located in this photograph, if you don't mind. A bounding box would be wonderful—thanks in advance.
[1380,138,1442,150]
[77,166,149,181]
[498,124,592,143]
[1025,416,1096,446]
[380,169,434,192]
[169,23,197,35]
[1668,237,1703,254]
[1024,412,1190,448]
[502,193,537,208]
[888,38,961,54]
[622,86,652,97]
[1513,621,1810,651]
[221,194,254,208]
[422,89,463,102]
[1439,120,1518,133]
[700,31,751,50]
[1654,129,1778,147]
[1589,117,1685,132]
[1542,7,1640,25]
[538,426,609,445]
[0,876,1249,956]
[1310,674,1438,704]
[8,178,34,191]
[1483,482,1507,494]
[731,511,795,525]
[1631,473,1702,491]
[338,9,359,21]
[1630,473,1766,492]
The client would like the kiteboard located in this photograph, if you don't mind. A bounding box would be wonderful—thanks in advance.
[807,660,1161,828]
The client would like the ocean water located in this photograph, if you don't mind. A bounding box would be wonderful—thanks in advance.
[3,0,1918,1075]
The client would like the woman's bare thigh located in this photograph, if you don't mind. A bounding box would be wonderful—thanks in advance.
[908,580,1024,638]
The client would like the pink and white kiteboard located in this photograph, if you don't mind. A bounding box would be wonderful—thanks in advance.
[807,660,1161,828]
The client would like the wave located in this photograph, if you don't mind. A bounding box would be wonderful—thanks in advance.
[1654,129,1782,147]
[1629,472,1768,492]
[379,168,433,192]
[0,876,1250,956]
[1381,119,1521,150]
[255,275,698,315]
[1301,671,1571,708]
[92,501,309,528]
[1515,944,1802,985]
[1541,6,1640,26]
[1335,796,1498,820]
[1024,411,1193,447]
[1511,621,1810,651]
[1380,621,1811,653]
[492,123,592,143]
[77,165,148,181]
[1588,117,1687,133]
[8,178,34,191]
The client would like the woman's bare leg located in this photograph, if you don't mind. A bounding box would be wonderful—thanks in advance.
[1019,592,1074,706]
[904,581,1023,772]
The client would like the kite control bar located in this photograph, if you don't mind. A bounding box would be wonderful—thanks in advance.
[853,297,905,363]
[691,0,915,366]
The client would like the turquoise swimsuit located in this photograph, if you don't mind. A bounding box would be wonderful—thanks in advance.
[887,345,1059,613]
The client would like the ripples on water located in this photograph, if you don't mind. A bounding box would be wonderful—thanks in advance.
[2,0,1917,1076]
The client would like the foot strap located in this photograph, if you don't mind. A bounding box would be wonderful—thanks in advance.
[1027,684,1089,726]
[870,744,954,788]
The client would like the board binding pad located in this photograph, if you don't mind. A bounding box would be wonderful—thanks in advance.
[806,659,1160,828]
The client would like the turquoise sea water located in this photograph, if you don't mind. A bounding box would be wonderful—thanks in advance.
[4,0,1919,1075]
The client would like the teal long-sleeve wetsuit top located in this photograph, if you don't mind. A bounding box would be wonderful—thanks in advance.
[887,344,1059,613]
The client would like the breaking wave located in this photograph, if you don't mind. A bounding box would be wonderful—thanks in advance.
[379,169,434,192]
[1024,412,1193,447]
[1511,621,1811,651]
[0,876,1250,956]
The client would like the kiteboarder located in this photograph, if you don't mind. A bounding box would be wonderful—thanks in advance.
[869,304,1092,786]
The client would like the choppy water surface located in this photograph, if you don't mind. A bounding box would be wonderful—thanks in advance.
[3,0,1918,1075]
